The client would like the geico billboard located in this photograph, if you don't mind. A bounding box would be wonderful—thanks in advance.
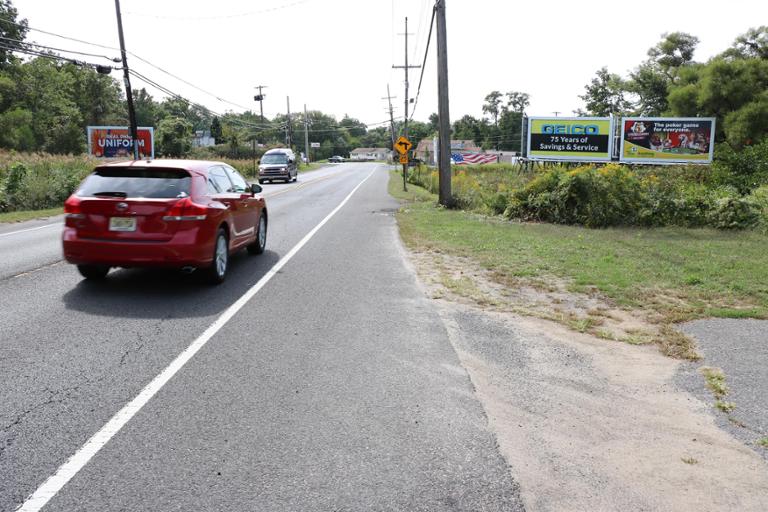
[527,117,613,162]
[620,117,715,164]
[87,126,155,158]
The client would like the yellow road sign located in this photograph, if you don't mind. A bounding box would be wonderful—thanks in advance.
[399,154,409,164]
[394,136,412,155]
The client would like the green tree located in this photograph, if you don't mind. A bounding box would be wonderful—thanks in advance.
[133,88,159,127]
[628,61,670,115]
[725,26,768,60]
[452,114,486,145]
[505,91,530,113]
[0,0,28,69]
[210,116,223,142]
[648,32,699,79]
[156,117,192,157]
[339,115,367,138]
[482,91,503,126]
[577,67,633,116]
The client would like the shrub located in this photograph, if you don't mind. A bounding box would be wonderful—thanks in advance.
[712,140,768,194]
[708,197,762,229]
[508,164,644,227]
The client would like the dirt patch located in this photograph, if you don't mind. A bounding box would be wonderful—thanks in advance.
[402,247,768,511]
[409,249,698,359]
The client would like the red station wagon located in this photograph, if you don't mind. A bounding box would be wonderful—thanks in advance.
[62,160,267,284]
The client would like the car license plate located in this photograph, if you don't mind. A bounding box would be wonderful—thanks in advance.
[109,217,137,232]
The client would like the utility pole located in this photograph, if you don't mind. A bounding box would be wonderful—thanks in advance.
[254,85,267,123]
[393,17,420,192]
[436,0,452,206]
[304,104,310,164]
[285,96,292,147]
[114,0,139,160]
[382,85,396,150]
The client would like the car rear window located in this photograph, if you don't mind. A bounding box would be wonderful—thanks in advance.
[78,168,192,199]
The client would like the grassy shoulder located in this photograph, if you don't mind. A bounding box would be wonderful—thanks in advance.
[390,170,768,353]
[0,207,63,223]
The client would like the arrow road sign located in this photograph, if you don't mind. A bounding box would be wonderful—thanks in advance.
[394,136,412,155]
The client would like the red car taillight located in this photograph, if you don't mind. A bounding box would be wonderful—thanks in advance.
[64,196,85,220]
[163,197,208,221]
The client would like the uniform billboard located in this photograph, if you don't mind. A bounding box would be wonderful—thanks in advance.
[620,117,715,164]
[87,126,155,158]
[527,117,613,162]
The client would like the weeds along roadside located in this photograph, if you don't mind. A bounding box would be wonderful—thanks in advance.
[390,163,768,361]
[0,150,308,217]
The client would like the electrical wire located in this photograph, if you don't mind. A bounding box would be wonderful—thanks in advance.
[123,0,312,21]
[409,4,436,121]
[0,14,266,115]
[0,41,105,68]
[0,35,118,62]
[0,14,120,51]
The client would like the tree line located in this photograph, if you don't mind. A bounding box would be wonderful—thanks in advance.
[577,27,768,148]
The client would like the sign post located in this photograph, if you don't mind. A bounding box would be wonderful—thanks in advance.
[394,136,412,192]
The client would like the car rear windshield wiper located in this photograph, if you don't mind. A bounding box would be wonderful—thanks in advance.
[92,191,128,198]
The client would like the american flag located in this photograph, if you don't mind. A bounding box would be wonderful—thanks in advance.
[451,152,498,165]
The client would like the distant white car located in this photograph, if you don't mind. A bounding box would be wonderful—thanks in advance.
[328,155,344,163]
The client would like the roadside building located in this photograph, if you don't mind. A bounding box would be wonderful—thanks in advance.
[414,139,481,165]
[349,148,391,161]
[191,130,216,148]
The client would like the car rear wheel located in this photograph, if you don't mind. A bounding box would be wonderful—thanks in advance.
[77,264,110,280]
[247,214,267,255]
[204,228,229,284]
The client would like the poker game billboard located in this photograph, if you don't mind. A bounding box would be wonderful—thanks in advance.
[620,117,715,164]
[87,126,155,158]
[527,117,613,162]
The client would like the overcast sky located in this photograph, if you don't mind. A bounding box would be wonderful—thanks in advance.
[15,0,765,128]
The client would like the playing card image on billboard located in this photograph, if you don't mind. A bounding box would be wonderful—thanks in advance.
[527,117,613,162]
[620,118,715,164]
[87,126,155,159]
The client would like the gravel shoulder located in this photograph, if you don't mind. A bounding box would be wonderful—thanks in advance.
[399,244,768,512]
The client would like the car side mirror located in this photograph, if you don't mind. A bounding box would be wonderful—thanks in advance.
[250,183,262,195]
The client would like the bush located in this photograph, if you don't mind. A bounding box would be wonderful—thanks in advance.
[708,197,762,229]
[712,140,768,194]
[507,164,644,228]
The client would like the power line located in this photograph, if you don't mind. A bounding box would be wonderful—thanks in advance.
[0,35,118,62]
[0,14,120,51]
[0,14,259,115]
[409,4,436,121]
[123,0,313,21]
[0,41,108,69]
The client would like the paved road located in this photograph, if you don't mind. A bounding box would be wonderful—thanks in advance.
[0,163,523,511]
[677,319,768,459]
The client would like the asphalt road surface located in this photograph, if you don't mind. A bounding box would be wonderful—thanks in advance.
[0,163,524,511]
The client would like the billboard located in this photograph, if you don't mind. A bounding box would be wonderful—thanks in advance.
[620,117,715,164]
[527,117,613,162]
[87,126,155,158]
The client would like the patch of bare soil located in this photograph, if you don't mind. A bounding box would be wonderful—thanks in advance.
[409,249,698,359]
[404,247,768,512]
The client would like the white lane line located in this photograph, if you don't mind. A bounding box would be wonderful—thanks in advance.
[0,222,61,239]
[18,167,378,512]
